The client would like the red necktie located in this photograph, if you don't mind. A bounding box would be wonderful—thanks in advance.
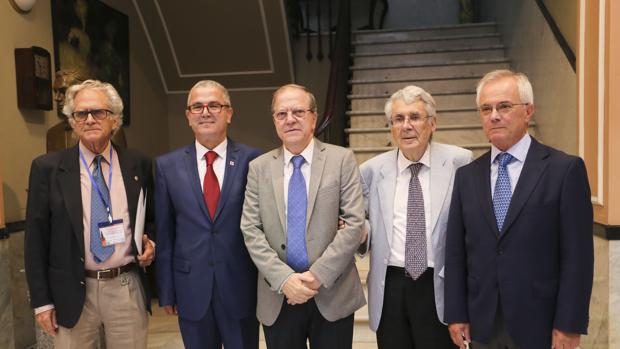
[203,151,220,220]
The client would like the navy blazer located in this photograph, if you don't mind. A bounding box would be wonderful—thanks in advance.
[155,139,261,321]
[444,138,593,348]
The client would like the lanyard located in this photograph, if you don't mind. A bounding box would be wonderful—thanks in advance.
[79,145,114,223]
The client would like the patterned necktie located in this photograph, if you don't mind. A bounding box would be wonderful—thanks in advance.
[287,155,309,272]
[203,151,220,220]
[493,152,514,232]
[90,155,114,263]
[405,162,427,280]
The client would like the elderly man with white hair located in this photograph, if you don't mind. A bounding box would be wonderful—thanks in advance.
[25,79,155,349]
[359,85,472,348]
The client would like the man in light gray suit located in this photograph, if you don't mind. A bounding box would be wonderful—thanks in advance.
[359,85,472,348]
[241,84,366,349]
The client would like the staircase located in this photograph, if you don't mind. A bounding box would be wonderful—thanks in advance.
[347,22,536,348]
[346,22,536,164]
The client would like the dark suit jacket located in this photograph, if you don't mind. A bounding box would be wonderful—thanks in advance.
[444,138,593,348]
[155,139,261,321]
[25,144,155,328]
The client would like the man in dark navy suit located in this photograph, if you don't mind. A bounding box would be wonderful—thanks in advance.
[444,70,594,349]
[155,80,261,349]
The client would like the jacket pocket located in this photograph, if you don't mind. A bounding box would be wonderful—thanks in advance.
[173,257,191,273]
[532,279,558,299]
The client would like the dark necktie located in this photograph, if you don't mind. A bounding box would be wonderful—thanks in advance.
[203,151,220,220]
[90,155,114,263]
[287,155,309,272]
[493,152,514,232]
[405,162,427,280]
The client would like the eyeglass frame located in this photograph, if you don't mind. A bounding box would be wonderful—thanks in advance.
[389,113,434,127]
[71,109,114,122]
[272,108,315,121]
[187,102,231,115]
[478,102,529,116]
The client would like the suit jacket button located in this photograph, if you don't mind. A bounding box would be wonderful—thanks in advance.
[80,281,85,286]
[281,244,286,250]
[80,257,85,262]
[497,249,503,255]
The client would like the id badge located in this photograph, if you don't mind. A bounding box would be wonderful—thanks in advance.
[98,219,126,247]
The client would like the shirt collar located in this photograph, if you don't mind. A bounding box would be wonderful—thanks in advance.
[490,132,531,164]
[195,138,228,160]
[397,145,430,174]
[283,138,314,166]
[79,141,112,166]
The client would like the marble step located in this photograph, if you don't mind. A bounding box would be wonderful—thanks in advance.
[353,22,497,43]
[348,108,481,128]
[353,45,506,66]
[352,144,492,164]
[350,91,476,110]
[351,59,510,80]
[350,76,482,95]
[353,33,501,54]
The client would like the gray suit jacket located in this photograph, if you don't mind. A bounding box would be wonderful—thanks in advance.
[241,139,366,326]
[359,142,472,331]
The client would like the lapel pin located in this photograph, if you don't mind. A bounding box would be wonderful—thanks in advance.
[229,161,235,166]
[134,176,139,181]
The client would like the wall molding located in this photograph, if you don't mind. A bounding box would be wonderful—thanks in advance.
[593,223,620,240]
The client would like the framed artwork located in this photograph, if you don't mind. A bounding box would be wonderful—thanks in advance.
[51,0,131,125]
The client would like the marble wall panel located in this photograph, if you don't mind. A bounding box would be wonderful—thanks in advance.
[9,232,35,348]
[0,238,15,349]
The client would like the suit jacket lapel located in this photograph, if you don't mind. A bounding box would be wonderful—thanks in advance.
[306,139,326,231]
[270,148,286,234]
[184,144,211,220]
[57,146,85,254]
[378,151,397,247]
[215,138,238,221]
[500,139,548,236]
[474,151,500,236]
[429,144,451,235]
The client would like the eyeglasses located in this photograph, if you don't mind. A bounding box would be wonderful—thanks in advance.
[71,109,113,122]
[390,113,433,127]
[187,103,230,115]
[478,102,529,116]
[273,108,314,120]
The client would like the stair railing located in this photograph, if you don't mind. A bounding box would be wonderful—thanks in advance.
[315,0,351,146]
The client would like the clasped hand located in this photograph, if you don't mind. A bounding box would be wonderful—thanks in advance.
[282,271,321,305]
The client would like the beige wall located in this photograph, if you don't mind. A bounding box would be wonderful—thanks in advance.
[482,0,578,155]
[0,1,168,223]
[0,1,56,222]
[544,0,577,53]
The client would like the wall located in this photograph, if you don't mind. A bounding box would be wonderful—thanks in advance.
[476,0,577,155]
[544,0,577,53]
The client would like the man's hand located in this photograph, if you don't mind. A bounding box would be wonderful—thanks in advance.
[163,305,178,315]
[282,273,318,305]
[301,270,322,290]
[552,329,580,349]
[448,323,471,349]
[137,234,155,267]
[35,309,58,337]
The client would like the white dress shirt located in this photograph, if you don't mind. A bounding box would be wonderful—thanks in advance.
[490,133,531,197]
[196,139,227,192]
[389,147,434,268]
[282,138,314,215]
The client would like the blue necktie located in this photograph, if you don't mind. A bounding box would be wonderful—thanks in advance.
[493,152,514,232]
[287,155,309,272]
[90,155,114,263]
